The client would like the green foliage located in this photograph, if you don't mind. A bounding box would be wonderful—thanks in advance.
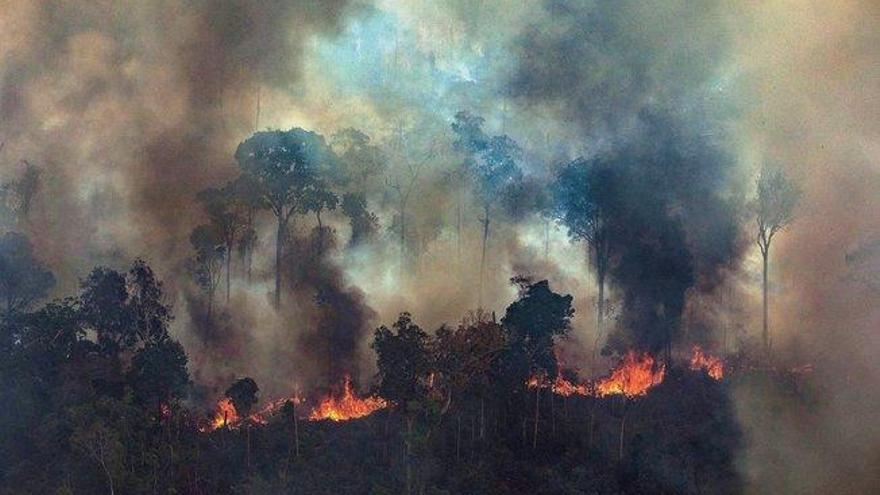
[372,313,433,412]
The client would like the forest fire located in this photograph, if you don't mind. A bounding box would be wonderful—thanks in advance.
[206,398,239,431]
[689,346,724,380]
[594,351,666,398]
[308,376,387,422]
[552,375,589,397]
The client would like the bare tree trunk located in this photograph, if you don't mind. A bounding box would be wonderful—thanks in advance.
[405,416,414,495]
[479,397,485,440]
[226,242,232,304]
[246,424,252,473]
[762,249,770,355]
[456,412,461,461]
[275,217,284,308]
[400,200,407,276]
[98,455,115,495]
[618,412,627,462]
[532,386,540,450]
[293,403,300,458]
[478,204,490,307]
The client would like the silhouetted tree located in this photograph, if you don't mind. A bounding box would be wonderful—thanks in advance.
[372,312,434,494]
[331,127,387,193]
[197,177,254,303]
[755,165,800,354]
[188,224,225,328]
[452,111,522,304]
[501,277,573,449]
[553,158,615,357]
[341,192,379,247]
[127,338,189,410]
[300,182,338,253]
[226,377,260,471]
[0,232,55,319]
[235,129,337,307]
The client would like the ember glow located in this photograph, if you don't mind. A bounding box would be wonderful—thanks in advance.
[594,351,666,398]
[689,346,724,380]
[308,376,387,422]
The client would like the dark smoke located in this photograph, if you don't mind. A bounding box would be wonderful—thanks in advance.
[287,226,378,390]
[511,0,743,354]
[599,113,743,353]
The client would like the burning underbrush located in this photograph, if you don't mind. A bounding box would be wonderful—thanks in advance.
[201,376,386,432]
[527,346,724,399]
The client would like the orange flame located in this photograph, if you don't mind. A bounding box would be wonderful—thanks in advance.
[308,376,387,422]
[551,375,589,397]
[689,346,724,380]
[205,398,239,431]
[202,392,304,432]
[526,373,589,397]
[594,351,665,398]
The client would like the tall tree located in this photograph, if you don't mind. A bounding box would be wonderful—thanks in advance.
[235,129,337,307]
[300,182,338,254]
[340,192,379,248]
[452,111,522,305]
[225,377,260,472]
[501,277,573,449]
[754,166,800,354]
[188,224,225,328]
[0,232,55,319]
[197,176,255,303]
[372,312,434,495]
[80,260,175,354]
[553,158,615,357]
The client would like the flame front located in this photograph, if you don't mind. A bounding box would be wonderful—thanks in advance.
[551,375,589,397]
[689,346,724,380]
[206,398,239,431]
[308,376,387,422]
[594,351,665,398]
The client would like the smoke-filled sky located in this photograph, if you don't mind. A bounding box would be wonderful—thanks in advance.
[2,1,878,492]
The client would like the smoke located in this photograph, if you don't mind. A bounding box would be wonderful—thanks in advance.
[0,0,356,284]
[3,0,879,488]
[726,1,880,492]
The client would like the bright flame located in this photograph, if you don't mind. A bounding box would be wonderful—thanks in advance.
[689,346,724,380]
[526,373,589,397]
[552,375,589,397]
[202,393,304,432]
[308,376,387,422]
[594,351,666,398]
[206,398,239,431]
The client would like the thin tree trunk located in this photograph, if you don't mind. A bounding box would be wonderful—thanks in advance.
[246,424,252,473]
[400,200,407,275]
[293,402,300,458]
[762,249,770,355]
[456,412,461,461]
[532,386,540,450]
[99,456,115,495]
[618,412,626,462]
[405,416,414,495]
[275,216,284,308]
[479,397,485,440]
[226,241,232,304]
[478,204,490,307]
